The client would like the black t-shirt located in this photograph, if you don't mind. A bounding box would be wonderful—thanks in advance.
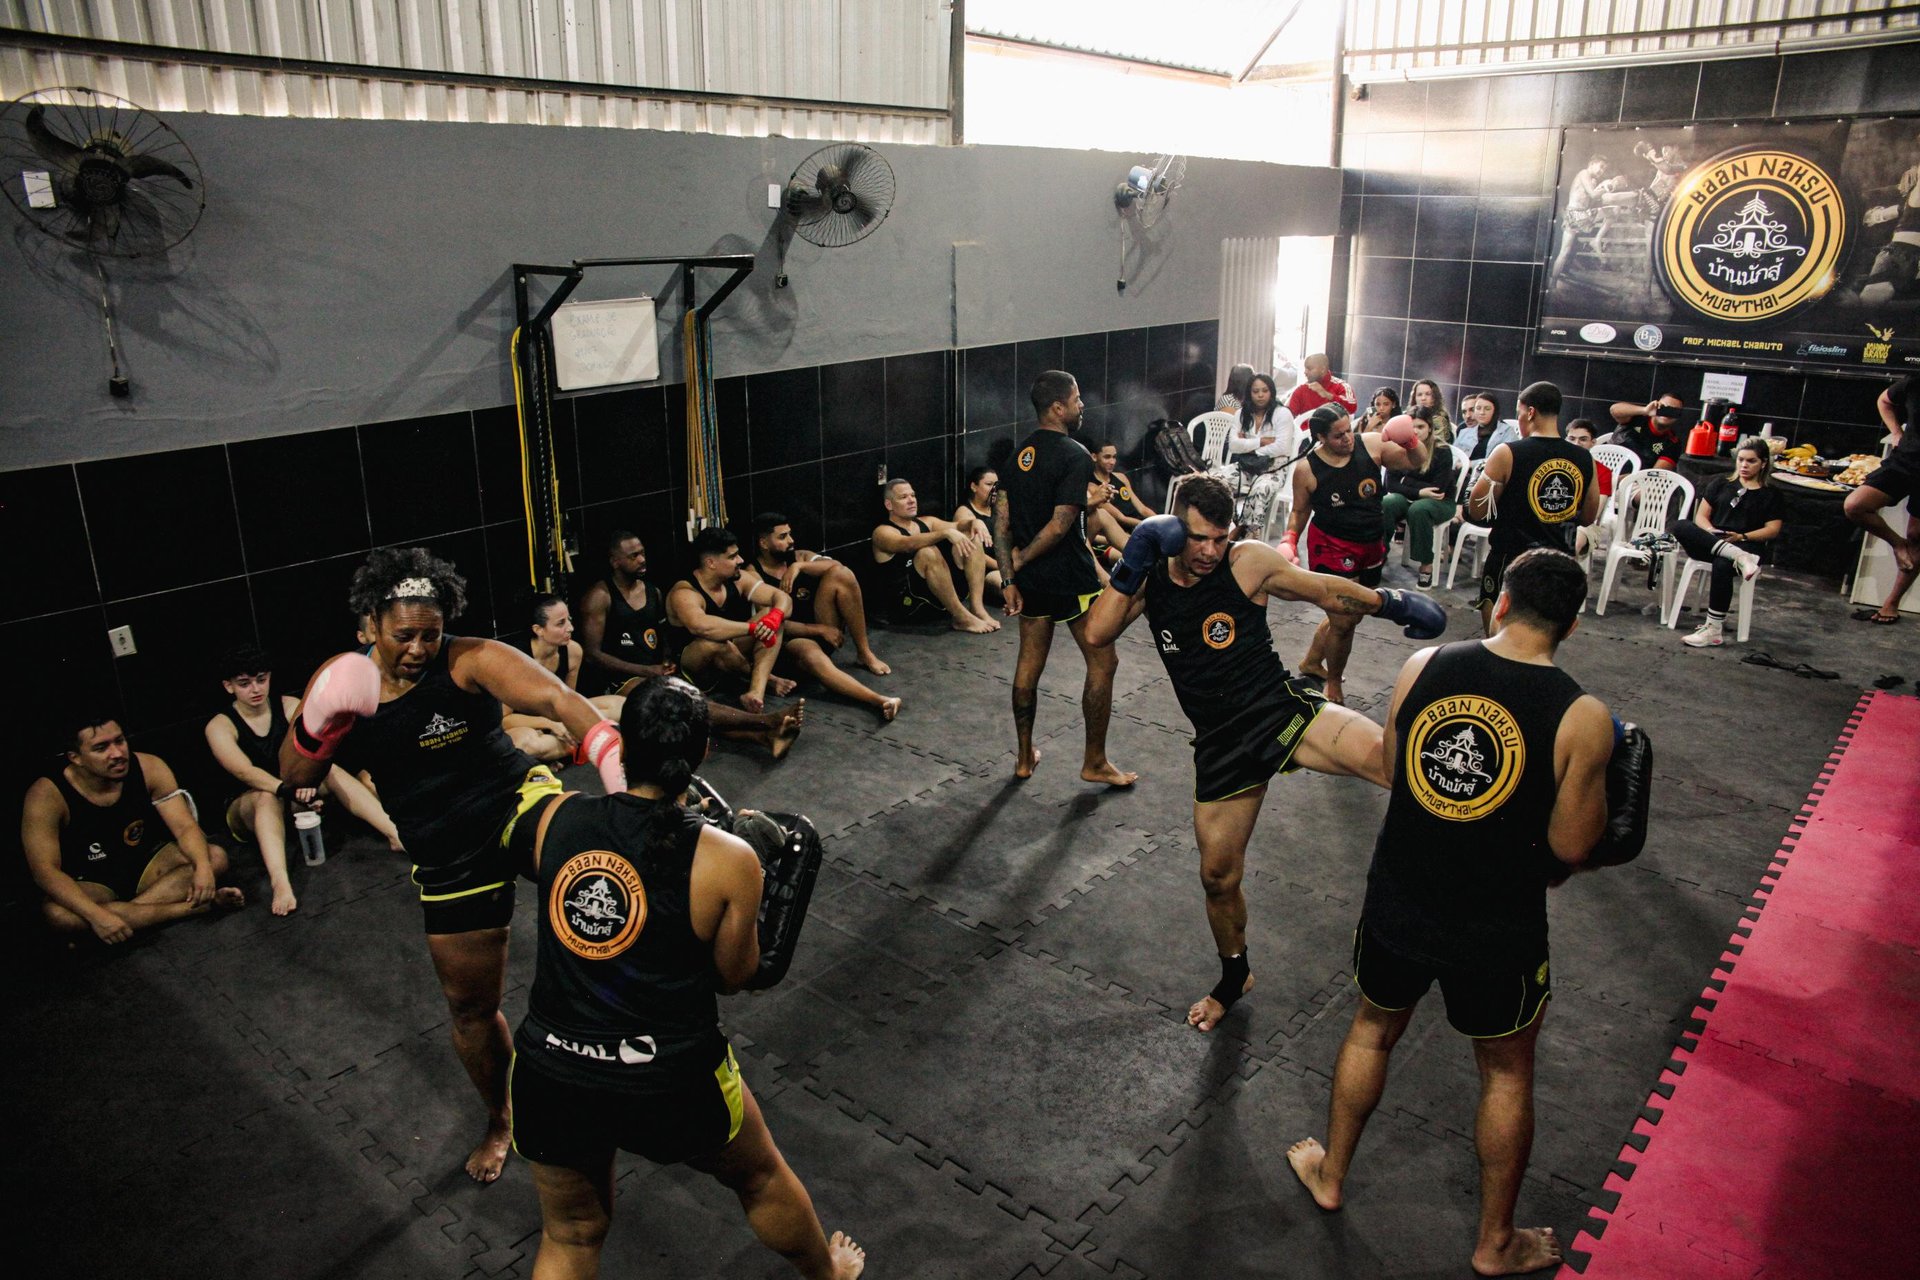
[1617,410,1683,464]
[1885,378,1920,460]
[1002,428,1100,595]
[1364,641,1586,969]
[1143,548,1294,729]
[1701,477,1785,536]
[1388,447,1458,501]
[1491,437,1595,556]
[597,578,668,672]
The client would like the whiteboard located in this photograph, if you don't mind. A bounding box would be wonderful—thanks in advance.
[550,296,660,391]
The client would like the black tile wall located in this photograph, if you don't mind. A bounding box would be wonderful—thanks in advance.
[1,321,1216,843]
[1335,44,1920,474]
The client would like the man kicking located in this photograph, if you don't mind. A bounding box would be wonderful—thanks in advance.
[1288,549,1618,1277]
[749,512,890,674]
[1085,474,1447,1031]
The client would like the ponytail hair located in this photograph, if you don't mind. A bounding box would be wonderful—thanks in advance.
[618,676,710,793]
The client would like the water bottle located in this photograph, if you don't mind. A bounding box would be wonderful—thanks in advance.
[294,809,326,866]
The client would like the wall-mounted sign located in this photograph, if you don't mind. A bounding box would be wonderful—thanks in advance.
[551,296,660,391]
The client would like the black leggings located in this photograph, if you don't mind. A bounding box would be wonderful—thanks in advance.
[1670,521,1736,613]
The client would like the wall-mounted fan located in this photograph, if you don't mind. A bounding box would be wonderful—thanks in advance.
[773,142,896,286]
[1113,154,1186,294]
[1,87,206,396]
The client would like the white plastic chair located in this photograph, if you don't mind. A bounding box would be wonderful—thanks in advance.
[1594,468,1696,618]
[1444,458,1492,590]
[1187,411,1238,470]
[1666,552,1758,642]
[1591,444,1640,531]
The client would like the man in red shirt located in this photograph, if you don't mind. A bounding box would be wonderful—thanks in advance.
[1286,354,1358,420]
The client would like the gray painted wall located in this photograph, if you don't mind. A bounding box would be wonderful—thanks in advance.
[0,114,1339,469]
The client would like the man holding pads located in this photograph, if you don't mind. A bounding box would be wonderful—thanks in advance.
[1288,548,1649,1277]
[1085,475,1447,1032]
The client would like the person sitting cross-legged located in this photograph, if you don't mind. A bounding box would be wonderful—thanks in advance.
[870,478,998,633]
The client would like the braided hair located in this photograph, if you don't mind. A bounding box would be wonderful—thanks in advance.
[348,547,468,624]
[618,676,710,795]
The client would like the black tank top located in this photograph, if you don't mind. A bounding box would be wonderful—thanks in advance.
[334,641,533,877]
[879,519,935,592]
[1308,435,1385,542]
[1491,436,1594,555]
[1363,641,1585,969]
[521,638,570,683]
[602,577,667,666]
[1105,476,1146,517]
[52,754,166,874]
[1143,548,1294,729]
[220,699,290,781]
[516,794,725,1089]
[664,576,751,657]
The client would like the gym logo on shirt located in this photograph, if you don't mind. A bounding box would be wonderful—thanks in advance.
[1529,458,1584,523]
[418,712,469,749]
[122,819,145,847]
[1357,477,1379,499]
[1017,446,1037,471]
[1202,611,1236,650]
[1405,695,1524,821]
[550,850,647,960]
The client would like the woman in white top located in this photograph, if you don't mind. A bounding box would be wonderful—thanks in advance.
[1226,374,1301,539]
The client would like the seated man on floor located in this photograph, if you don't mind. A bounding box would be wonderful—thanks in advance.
[667,526,800,715]
[749,511,890,675]
[206,645,400,914]
[737,519,902,723]
[24,706,244,944]
[870,478,997,632]
[581,531,802,756]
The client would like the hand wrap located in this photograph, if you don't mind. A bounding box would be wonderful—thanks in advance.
[579,719,626,795]
[751,608,785,647]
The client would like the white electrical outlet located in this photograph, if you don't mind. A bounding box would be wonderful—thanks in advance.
[109,625,137,657]
[768,182,782,208]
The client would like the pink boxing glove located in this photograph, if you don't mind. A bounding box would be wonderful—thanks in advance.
[292,653,382,761]
[1381,414,1420,449]
[1277,531,1300,566]
[580,720,627,795]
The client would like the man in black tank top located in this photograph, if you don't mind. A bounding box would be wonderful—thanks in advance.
[279,547,626,1185]
[749,511,891,676]
[1282,405,1431,703]
[667,526,804,716]
[871,478,999,631]
[1085,475,1449,1034]
[205,644,400,916]
[506,679,866,1280]
[1287,550,1616,1278]
[1469,382,1601,635]
[23,709,242,944]
[580,530,806,758]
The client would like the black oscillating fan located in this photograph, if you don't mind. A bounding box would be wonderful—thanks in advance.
[782,142,896,249]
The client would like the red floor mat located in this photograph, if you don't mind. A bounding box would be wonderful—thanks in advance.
[1571,692,1920,1279]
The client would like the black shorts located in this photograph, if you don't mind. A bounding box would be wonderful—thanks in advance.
[881,556,949,624]
[1193,678,1327,803]
[1862,451,1919,505]
[1352,922,1550,1039]
[509,1043,745,1169]
[415,766,563,935]
[1018,585,1102,624]
[68,840,175,902]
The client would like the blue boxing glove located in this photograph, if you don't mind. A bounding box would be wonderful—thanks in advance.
[1109,514,1187,595]
[1374,588,1447,640]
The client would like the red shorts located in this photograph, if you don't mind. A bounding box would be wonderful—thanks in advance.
[1306,524,1386,582]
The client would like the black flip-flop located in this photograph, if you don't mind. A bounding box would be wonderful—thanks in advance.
[1851,608,1900,624]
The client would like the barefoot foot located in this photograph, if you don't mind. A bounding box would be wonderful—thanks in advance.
[270,883,298,916]
[466,1121,512,1184]
[1287,1137,1343,1211]
[1472,1227,1562,1276]
[827,1230,867,1280]
[741,691,766,714]
[769,703,805,760]
[769,675,799,697]
[858,649,892,676]
[1081,760,1138,788]
[1187,972,1253,1032]
[1014,747,1040,779]
[952,612,999,634]
[213,886,247,911]
[877,696,901,723]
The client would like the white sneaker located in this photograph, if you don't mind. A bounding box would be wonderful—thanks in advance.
[1730,547,1762,582]
[1684,619,1725,647]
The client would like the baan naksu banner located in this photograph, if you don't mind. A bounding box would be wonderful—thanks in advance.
[1537,118,1920,378]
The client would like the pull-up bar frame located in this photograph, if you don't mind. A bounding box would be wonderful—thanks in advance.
[512,253,756,337]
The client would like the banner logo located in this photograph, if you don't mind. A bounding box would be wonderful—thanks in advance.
[1658,147,1846,325]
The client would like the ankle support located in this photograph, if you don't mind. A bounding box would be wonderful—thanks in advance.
[1208,950,1250,1011]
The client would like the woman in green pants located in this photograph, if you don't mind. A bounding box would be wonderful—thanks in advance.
[1380,409,1459,587]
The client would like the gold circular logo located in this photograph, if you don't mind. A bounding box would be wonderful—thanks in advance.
[1658,146,1847,325]
[642,626,659,651]
[1017,446,1037,472]
[1357,477,1379,499]
[1202,611,1236,650]
[1528,457,1584,523]
[1404,695,1525,822]
[1119,485,1133,502]
[549,850,647,960]
[122,819,145,847]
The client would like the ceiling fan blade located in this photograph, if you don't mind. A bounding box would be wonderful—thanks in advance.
[125,153,193,188]
[25,106,85,175]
